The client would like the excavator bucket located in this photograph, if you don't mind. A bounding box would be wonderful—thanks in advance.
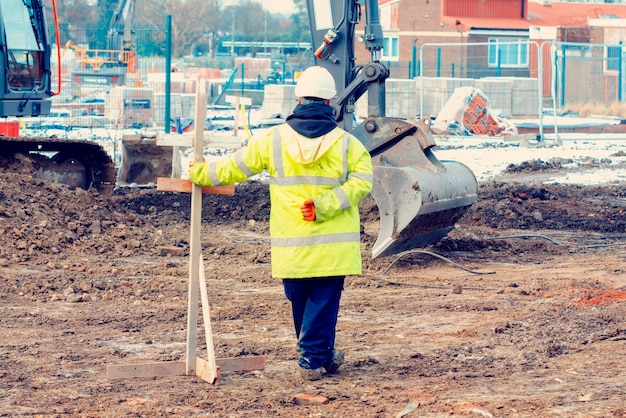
[116,134,181,186]
[353,117,478,259]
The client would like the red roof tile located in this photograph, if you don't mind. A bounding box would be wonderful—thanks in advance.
[442,1,626,31]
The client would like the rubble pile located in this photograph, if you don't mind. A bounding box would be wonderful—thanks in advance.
[433,86,518,137]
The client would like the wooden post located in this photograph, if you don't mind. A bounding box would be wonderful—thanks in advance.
[225,95,252,138]
[107,79,264,384]
[186,78,217,381]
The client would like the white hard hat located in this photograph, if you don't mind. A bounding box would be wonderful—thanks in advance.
[294,66,336,100]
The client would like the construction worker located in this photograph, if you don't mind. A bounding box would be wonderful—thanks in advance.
[188,65,373,381]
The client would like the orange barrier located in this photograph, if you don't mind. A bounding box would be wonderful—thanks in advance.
[0,121,19,136]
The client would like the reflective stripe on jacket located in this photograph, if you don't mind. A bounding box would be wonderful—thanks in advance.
[190,123,373,278]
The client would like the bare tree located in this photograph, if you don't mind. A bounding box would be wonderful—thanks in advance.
[45,0,97,44]
[136,0,222,58]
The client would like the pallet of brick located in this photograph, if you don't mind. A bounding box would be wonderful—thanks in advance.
[106,86,155,128]
[168,71,187,93]
[145,73,165,93]
[261,84,296,119]
[432,86,490,136]
[197,68,221,79]
[184,79,196,94]
[145,72,187,94]
[235,57,271,79]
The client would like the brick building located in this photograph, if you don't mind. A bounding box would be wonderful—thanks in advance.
[359,0,626,83]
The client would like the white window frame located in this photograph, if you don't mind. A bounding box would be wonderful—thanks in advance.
[488,38,529,68]
[604,45,622,74]
[382,36,399,62]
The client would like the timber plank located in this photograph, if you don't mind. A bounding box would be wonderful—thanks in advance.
[157,177,235,195]
[107,356,265,380]
[107,361,185,379]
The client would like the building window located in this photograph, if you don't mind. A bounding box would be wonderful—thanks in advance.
[605,45,622,73]
[488,38,528,68]
[382,36,399,61]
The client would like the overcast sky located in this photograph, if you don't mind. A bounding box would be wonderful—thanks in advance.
[262,0,296,14]
[224,0,296,14]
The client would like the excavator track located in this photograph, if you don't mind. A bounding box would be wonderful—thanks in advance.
[0,136,117,194]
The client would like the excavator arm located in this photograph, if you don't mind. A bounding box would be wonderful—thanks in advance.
[304,0,478,258]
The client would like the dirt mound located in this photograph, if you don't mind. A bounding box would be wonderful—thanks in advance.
[1,160,626,416]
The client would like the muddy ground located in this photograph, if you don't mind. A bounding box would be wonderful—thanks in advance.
[0,150,625,417]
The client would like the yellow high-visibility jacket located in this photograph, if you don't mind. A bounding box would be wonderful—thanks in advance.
[189,123,373,278]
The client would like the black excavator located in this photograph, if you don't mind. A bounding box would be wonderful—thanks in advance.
[0,0,118,194]
[304,0,478,258]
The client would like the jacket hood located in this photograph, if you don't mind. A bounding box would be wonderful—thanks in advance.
[286,102,337,137]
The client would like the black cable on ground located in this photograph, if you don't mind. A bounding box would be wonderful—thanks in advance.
[490,234,564,246]
[382,249,496,276]
[361,250,498,290]
[371,275,500,291]
[370,233,626,289]
[488,233,626,249]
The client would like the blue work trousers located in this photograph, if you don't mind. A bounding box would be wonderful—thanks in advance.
[282,276,345,370]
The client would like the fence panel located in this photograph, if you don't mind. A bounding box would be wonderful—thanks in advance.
[54,23,298,131]
[410,40,626,126]
[417,41,542,119]
[548,41,624,109]
[51,23,626,136]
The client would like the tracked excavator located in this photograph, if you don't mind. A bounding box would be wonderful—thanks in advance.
[304,0,478,258]
[0,0,117,193]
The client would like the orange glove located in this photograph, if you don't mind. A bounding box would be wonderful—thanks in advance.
[300,199,316,221]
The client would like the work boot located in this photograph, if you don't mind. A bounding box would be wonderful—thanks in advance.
[323,350,344,374]
[300,367,323,381]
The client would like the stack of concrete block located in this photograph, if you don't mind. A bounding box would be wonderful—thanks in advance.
[261,84,296,119]
[106,86,154,128]
[152,93,183,128]
[145,82,164,94]
[184,79,196,94]
[179,94,196,119]
[416,77,475,117]
[205,80,227,103]
[480,77,539,117]
[475,78,513,117]
[152,93,166,126]
[384,79,418,118]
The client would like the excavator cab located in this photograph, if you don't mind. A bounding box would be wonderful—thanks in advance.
[0,0,52,117]
[305,0,477,258]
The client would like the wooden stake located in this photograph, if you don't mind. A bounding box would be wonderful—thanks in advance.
[185,77,215,380]
[107,78,264,384]
[156,178,234,195]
